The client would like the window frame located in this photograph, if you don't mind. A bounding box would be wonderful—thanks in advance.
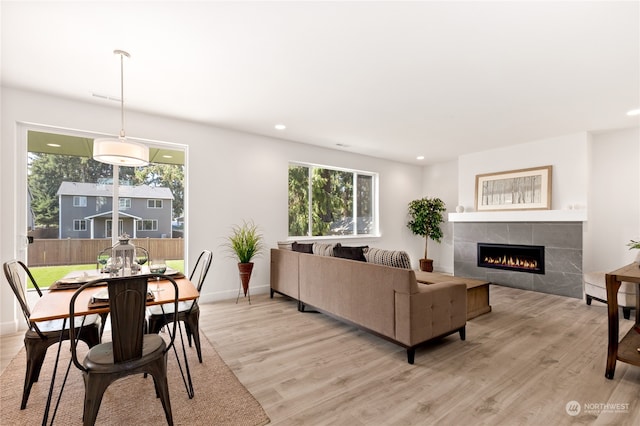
[147,199,163,209]
[136,219,158,231]
[288,161,379,239]
[73,219,87,231]
[118,198,132,209]
[72,196,87,207]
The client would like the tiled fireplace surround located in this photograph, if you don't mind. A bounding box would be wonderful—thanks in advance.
[453,222,583,299]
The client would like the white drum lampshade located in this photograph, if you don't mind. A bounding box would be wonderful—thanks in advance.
[93,137,149,166]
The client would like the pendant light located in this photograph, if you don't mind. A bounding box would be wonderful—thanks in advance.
[93,50,149,166]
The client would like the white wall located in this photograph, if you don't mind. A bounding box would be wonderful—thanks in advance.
[421,159,458,274]
[584,127,640,271]
[1,87,423,334]
[457,132,590,212]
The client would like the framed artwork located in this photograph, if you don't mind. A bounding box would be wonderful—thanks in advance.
[475,165,552,211]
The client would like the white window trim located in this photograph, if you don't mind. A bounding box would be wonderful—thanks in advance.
[73,196,87,207]
[73,219,87,231]
[137,219,158,231]
[147,199,163,209]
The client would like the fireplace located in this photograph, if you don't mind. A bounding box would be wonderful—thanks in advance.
[477,243,545,274]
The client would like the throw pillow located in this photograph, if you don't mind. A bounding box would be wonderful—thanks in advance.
[332,243,368,262]
[313,242,335,256]
[292,242,314,254]
[364,247,412,269]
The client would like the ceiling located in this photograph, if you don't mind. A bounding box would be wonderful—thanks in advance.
[2,1,639,165]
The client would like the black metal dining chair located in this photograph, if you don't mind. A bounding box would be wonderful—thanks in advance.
[2,260,101,410]
[69,274,179,426]
[147,250,212,363]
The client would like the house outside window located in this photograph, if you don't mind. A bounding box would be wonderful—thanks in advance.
[147,199,163,209]
[73,196,87,207]
[73,219,87,231]
[288,162,378,237]
[119,198,132,210]
[137,219,158,231]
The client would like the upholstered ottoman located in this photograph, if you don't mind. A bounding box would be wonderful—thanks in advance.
[584,271,636,319]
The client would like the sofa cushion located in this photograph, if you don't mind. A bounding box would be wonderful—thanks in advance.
[292,242,314,254]
[313,242,335,256]
[365,247,412,269]
[333,243,368,262]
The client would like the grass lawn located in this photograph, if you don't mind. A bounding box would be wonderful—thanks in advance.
[28,260,185,289]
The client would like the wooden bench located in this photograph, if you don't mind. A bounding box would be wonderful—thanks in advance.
[414,271,492,320]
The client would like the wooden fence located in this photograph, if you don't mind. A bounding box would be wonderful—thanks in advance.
[27,238,184,266]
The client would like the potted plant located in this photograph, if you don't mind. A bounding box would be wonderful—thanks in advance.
[407,197,446,272]
[225,220,264,296]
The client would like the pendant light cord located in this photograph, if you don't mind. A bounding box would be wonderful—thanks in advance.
[120,52,125,138]
[114,50,130,139]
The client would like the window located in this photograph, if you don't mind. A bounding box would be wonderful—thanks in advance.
[73,196,87,207]
[119,198,131,209]
[137,219,158,231]
[288,163,377,237]
[106,219,123,237]
[73,219,87,231]
[147,199,163,209]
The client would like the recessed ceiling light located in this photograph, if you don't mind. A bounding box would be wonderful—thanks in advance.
[162,155,172,159]
[274,124,286,130]
[416,155,425,160]
[627,108,640,116]
[47,143,61,148]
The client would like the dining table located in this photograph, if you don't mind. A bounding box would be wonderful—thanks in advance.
[29,267,200,425]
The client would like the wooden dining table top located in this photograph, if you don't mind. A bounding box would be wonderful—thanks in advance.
[29,270,199,323]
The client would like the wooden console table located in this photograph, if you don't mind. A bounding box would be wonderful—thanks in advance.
[605,262,640,379]
[414,271,492,320]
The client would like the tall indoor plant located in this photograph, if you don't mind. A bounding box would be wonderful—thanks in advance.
[407,197,446,272]
[226,220,263,296]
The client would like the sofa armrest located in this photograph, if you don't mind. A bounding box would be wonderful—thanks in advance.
[270,248,300,299]
[395,281,467,346]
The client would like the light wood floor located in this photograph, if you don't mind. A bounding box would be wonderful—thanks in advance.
[3,285,640,425]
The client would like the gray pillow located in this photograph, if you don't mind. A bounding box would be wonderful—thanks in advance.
[364,247,412,269]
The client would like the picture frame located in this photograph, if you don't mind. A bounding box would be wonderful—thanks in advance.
[475,165,552,211]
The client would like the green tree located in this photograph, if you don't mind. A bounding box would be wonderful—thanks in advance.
[134,163,185,219]
[288,165,309,236]
[288,165,355,236]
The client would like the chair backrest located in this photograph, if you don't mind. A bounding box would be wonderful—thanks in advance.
[189,250,213,292]
[107,276,149,362]
[3,260,43,331]
[69,275,179,368]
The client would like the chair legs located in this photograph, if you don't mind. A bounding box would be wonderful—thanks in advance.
[148,309,202,363]
[22,337,52,409]
[81,355,173,426]
[21,325,100,410]
[184,310,202,363]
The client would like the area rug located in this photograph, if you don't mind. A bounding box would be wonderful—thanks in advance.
[0,333,270,425]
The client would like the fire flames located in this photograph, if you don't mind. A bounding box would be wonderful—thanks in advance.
[483,255,538,270]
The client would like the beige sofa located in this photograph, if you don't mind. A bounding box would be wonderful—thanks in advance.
[270,248,467,364]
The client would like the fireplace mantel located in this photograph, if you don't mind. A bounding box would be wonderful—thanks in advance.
[448,209,587,223]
